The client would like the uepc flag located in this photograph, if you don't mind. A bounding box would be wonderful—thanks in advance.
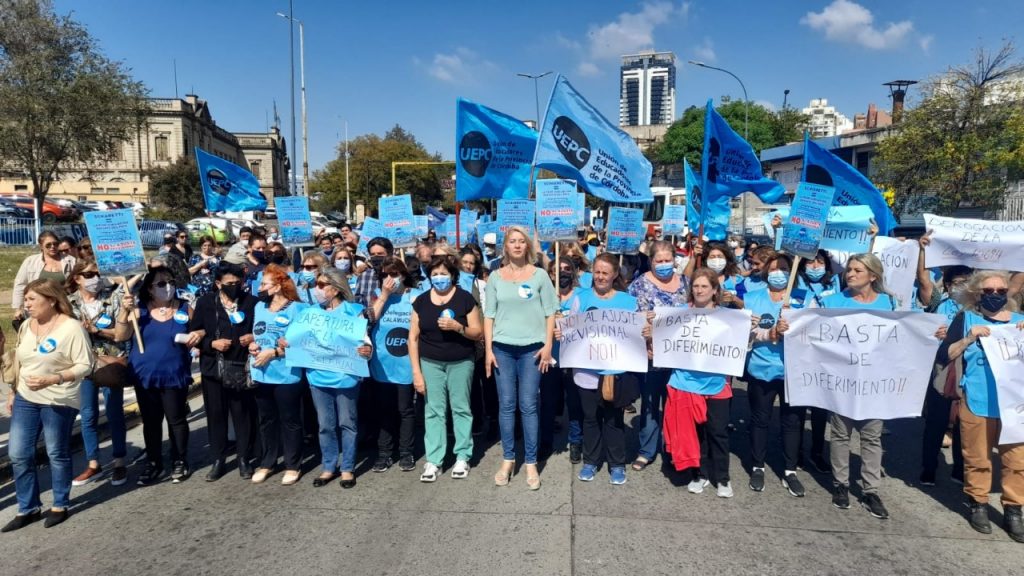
[533,75,653,203]
[701,100,785,205]
[195,147,267,213]
[456,98,536,202]
[802,134,896,235]
[685,159,730,241]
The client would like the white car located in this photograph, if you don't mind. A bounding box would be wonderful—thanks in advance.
[311,218,339,237]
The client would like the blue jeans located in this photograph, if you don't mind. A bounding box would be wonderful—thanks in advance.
[79,378,127,463]
[492,342,542,464]
[309,384,360,474]
[8,395,78,513]
[637,370,669,461]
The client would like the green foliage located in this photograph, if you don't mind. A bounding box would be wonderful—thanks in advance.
[0,0,149,203]
[145,155,205,221]
[876,42,1024,215]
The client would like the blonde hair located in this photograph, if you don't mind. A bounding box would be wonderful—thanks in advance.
[25,278,75,317]
[500,226,537,267]
[846,253,890,296]
[961,270,1017,314]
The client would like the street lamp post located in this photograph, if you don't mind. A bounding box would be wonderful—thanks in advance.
[516,71,553,128]
[688,60,751,234]
[277,11,308,196]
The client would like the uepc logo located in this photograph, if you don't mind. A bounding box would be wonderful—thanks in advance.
[459,131,492,177]
[385,328,409,357]
[552,116,590,169]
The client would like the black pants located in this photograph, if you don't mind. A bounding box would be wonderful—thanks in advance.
[254,382,306,470]
[699,397,731,485]
[747,377,805,471]
[470,356,498,432]
[578,385,626,468]
[372,380,415,458]
[539,368,570,452]
[202,378,257,465]
[809,408,829,460]
[920,386,963,475]
[135,384,190,466]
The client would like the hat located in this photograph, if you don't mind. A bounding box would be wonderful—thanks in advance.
[224,243,248,265]
[483,232,497,246]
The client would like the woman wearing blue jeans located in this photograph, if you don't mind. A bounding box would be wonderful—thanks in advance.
[484,227,557,490]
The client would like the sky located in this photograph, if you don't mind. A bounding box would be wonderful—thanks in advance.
[55,0,1024,176]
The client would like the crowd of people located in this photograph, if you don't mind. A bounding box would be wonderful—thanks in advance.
[3,221,1024,545]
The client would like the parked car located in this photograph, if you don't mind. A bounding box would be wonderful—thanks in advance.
[0,195,75,223]
[311,218,339,238]
[139,220,187,249]
[263,206,277,220]
[185,217,233,245]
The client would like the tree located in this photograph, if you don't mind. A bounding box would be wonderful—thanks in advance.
[876,42,1024,216]
[309,124,446,215]
[0,0,149,222]
[145,155,205,221]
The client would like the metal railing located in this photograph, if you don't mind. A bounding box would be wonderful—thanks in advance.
[0,218,88,246]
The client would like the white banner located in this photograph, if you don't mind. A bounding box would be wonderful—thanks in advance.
[827,236,918,311]
[556,310,648,373]
[651,306,752,377]
[980,325,1024,445]
[924,213,1024,271]
[784,309,945,420]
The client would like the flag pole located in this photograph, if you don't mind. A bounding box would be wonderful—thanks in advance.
[455,201,462,249]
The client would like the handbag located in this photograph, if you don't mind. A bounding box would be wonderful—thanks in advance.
[215,305,255,391]
[2,320,28,388]
[92,355,130,388]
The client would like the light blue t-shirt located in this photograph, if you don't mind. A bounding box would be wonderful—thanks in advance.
[667,303,728,395]
[820,290,897,311]
[305,301,366,390]
[578,271,594,289]
[369,290,420,385]
[251,300,307,384]
[744,289,791,382]
[795,275,841,308]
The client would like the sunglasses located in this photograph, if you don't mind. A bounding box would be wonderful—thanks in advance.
[79,271,99,279]
[315,281,332,289]
[79,245,92,251]
[43,242,57,248]
[302,264,319,271]
[177,234,187,239]
[982,288,1009,296]
[155,280,176,288]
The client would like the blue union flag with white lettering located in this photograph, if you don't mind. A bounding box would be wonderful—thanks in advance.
[455,98,536,202]
[533,75,653,204]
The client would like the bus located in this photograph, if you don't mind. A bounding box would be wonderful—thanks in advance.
[596,186,686,237]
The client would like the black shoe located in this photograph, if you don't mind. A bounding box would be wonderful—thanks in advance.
[398,455,416,472]
[832,485,850,509]
[968,502,992,534]
[205,459,226,482]
[43,509,69,528]
[312,474,338,487]
[749,468,765,492]
[238,463,254,480]
[623,404,636,414]
[170,460,190,484]
[371,456,393,473]
[340,477,356,489]
[1,510,42,532]
[783,472,806,497]
[1004,505,1024,543]
[136,462,164,486]
[860,493,889,519]
[811,454,831,475]
[568,443,582,465]
[919,469,936,487]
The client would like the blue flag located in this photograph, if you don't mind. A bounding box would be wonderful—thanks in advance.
[455,98,536,202]
[802,134,896,235]
[701,100,785,206]
[685,159,730,241]
[195,147,267,213]
[533,75,653,203]
[426,206,447,230]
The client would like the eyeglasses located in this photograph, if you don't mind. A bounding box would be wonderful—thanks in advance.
[177,235,187,239]
[982,288,1009,296]
[154,280,176,288]
[302,264,319,271]
[43,242,57,248]
[79,271,99,279]
[79,245,92,251]
[315,281,332,289]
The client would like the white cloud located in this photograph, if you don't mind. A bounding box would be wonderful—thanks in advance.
[692,37,716,63]
[801,0,914,50]
[416,47,496,84]
[576,62,601,77]
[572,2,688,77]
[919,34,934,53]
[754,99,777,112]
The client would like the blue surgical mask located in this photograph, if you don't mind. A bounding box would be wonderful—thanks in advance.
[767,270,789,289]
[299,270,316,285]
[654,263,675,278]
[334,258,351,272]
[430,275,452,292]
[805,266,826,281]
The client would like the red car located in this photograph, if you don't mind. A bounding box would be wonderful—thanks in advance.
[1,195,76,222]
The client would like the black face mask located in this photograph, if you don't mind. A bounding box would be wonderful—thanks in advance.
[980,293,1008,313]
[588,238,600,247]
[220,283,242,301]
[369,255,385,270]
[252,251,266,264]
[268,253,286,265]
[257,289,273,304]
[558,272,574,289]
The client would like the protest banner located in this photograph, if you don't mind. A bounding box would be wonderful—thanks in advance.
[781,183,835,259]
[414,215,429,239]
[556,309,648,373]
[593,218,604,231]
[379,195,416,248]
[827,236,918,311]
[496,198,535,245]
[820,205,874,253]
[605,206,644,254]
[284,306,370,377]
[662,204,686,236]
[536,179,578,241]
[980,325,1024,445]
[923,213,1024,271]
[84,209,147,277]
[275,196,314,246]
[357,217,385,255]
[784,308,945,420]
[651,306,752,377]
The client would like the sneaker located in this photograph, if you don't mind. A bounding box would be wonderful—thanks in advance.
[832,484,850,509]
[451,460,470,479]
[398,454,416,472]
[919,469,936,487]
[609,467,627,485]
[1004,505,1024,543]
[131,449,149,466]
[811,454,831,475]
[72,465,103,487]
[568,443,583,464]
[782,472,806,497]
[716,481,734,498]
[136,463,164,486]
[110,466,128,487]
[577,463,598,482]
[687,477,710,494]
[624,403,636,414]
[860,493,889,519]
[749,467,765,492]
[968,502,992,534]
[371,456,393,473]
[420,462,439,483]
[170,461,190,484]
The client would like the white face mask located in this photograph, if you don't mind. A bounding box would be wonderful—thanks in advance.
[314,287,330,305]
[81,276,101,293]
[707,257,727,273]
[727,241,739,248]
[334,259,351,272]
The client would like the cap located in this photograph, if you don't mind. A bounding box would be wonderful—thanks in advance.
[483,232,497,245]
[224,243,248,265]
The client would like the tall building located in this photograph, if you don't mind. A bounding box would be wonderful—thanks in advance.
[802,98,854,138]
[619,51,676,127]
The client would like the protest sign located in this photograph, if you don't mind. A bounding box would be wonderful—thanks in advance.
[593,218,604,231]
[651,306,752,377]
[781,183,835,259]
[357,217,386,256]
[379,195,416,247]
[820,205,873,253]
[275,196,314,246]
[576,193,586,226]
[662,204,686,236]
[556,309,648,373]
[827,236,919,311]
[980,325,1024,445]
[536,179,578,241]
[496,198,535,245]
[784,309,945,420]
[284,306,370,377]
[923,213,1024,271]
[84,209,147,277]
[414,215,429,239]
[605,206,644,254]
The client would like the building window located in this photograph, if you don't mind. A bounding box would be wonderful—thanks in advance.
[106,187,120,195]
[91,187,104,195]
[250,160,261,179]
[154,134,169,161]
[14,184,27,191]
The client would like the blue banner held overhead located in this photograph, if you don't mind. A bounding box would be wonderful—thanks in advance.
[781,183,836,259]
[456,98,536,201]
[701,101,785,206]
[685,159,730,241]
[275,196,314,246]
[536,179,579,241]
[195,147,267,213]
[426,206,447,230]
[533,75,653,204]
[802,134,897,235]
[605,207,644,255]
[662,204,686,236]
[84,209,147,277]
[379,195,416,247]
[496,199,535,246]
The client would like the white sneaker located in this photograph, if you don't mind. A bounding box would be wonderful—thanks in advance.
[451,460,470,479]
[687,477,710,494]
[420,462,439,483]
[717,481,734,498]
